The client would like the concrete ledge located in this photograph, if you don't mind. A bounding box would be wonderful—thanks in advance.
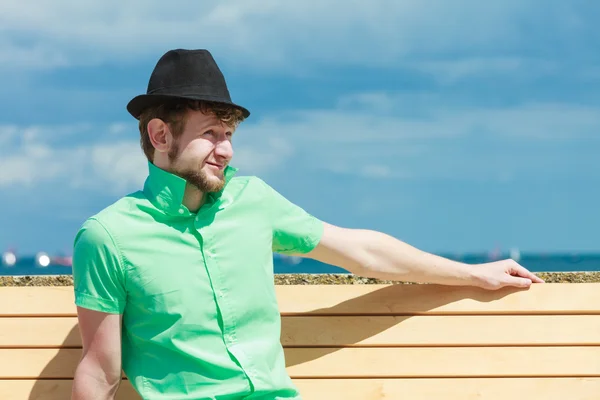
[1,272,600,287]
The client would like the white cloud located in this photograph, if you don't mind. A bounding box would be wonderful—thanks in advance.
[0,123,147,193]
[239,98,600,147]
[107,123,131,136]
[77,142,148,193]
[1,97,599,191]
[361,165,392,178]
[0,125,18,146]
[0,143,71,186]
[333,93,600,140]
[0,121,295,192]
[337,92,398,114]
[0,0,593,75]
[468,103,600,140]
[232,137,294,175]
[413,57,560,85]
[233,98,600,181]
[0,38,70,70]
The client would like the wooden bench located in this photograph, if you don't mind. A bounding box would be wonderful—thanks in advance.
[0,282,599,399]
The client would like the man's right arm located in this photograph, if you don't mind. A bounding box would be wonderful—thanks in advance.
[70,217,128,400]
[72,307,123,399]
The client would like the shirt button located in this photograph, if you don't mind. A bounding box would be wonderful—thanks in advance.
[178,208,184,214]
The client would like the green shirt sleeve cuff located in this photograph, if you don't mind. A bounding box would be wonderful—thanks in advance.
[74,290,125,314]
[300,217,324,254]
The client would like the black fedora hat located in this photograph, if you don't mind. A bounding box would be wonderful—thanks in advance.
[126,49,250,119]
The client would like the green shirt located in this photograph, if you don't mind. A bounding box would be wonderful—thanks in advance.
[72,162,324,400]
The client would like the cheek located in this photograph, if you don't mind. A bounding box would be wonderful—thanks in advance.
[180,140,213,160]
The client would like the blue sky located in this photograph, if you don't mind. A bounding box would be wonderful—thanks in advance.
[1,1,600,256]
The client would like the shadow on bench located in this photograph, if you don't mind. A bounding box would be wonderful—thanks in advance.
[0,283,598,399]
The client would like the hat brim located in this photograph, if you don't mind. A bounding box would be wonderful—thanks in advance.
[126,93,250,120]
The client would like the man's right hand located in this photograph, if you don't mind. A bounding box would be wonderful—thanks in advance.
[471,259,545,290]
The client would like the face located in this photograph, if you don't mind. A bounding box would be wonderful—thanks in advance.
[155,109,234,192]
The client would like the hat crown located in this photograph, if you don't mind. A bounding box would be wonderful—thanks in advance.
[146,49,231,99]
[126,48,250,119]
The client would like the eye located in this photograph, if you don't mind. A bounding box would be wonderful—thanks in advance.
[203,130,214,136]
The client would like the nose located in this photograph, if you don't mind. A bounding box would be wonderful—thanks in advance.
[214,139,233,160]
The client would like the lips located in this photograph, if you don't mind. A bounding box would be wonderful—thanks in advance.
[206,162,225,169]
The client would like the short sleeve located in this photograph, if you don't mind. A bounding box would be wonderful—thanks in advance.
[72,217,126,314]
[258,179,324,254]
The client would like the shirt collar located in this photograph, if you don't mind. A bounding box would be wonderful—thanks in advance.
[143,161,238,216]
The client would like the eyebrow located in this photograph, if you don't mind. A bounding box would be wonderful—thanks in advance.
[201,125,234,136]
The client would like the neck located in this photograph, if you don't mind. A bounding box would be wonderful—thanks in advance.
[182,183,206,213]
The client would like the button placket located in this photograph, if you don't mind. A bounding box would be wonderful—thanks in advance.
[195,210,256,384]
[200,234,233,336]
[209,256,240,355]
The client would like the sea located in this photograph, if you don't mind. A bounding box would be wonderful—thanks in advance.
[1,251,600,276]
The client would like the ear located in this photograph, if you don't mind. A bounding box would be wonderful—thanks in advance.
[147,118,172,155]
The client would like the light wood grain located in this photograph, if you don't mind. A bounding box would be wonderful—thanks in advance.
[296,378,600,400]
[275,283,600,315]
[285,347,600,378]
[4,378,600,400]
[281,315,600,346]
[0,318,79,347]
[1,284,599,316]
[1,283,599,399]
[3,315,599,348]
[0,379,140,400]
[1,347,598,379]
[0,287,75,316]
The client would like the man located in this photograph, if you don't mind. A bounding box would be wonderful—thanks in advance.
[71,49,543,400]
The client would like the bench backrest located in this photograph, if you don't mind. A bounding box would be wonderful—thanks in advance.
[0,283,598,399]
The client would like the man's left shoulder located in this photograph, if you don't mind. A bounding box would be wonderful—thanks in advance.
[228,174,265,185]
[226,175,268,194]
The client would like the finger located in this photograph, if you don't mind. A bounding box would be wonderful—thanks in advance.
[504,275,532,288]
[513,264,545,283]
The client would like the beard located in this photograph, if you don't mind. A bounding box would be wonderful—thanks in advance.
[168,142,226,193]
[178,167,225,193]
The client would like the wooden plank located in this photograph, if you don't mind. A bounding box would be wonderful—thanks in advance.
[0,380,140,400]
[285,347,600,378]
[0,348,80,378]
[281,315,600,347]
[0,287,75,316]
[3,315,599,348]
[0,318,79,347]
[1,347,599,379]
[295,378,600,400]
[3,378,600,400]
[1,283,599,316]
[0,349,129,379]
[276,283,600,315]
[0,348,129,379]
